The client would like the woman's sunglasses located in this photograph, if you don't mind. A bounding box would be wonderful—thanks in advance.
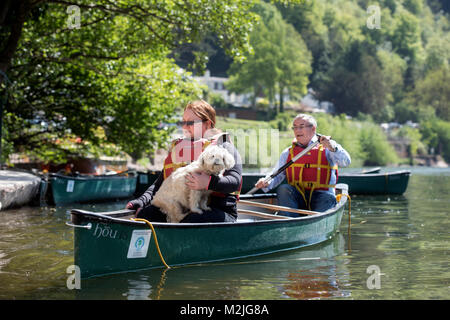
[178,120,206,126]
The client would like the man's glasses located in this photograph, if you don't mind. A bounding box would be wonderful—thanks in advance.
[178,120,206,126]
[291,124,313,130]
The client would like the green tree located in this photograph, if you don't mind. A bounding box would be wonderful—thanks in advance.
[226,1,311,112]
[0,0,259,161]
[275,0,328,89]
[317,42,388,120]
[404,66,450,121]
[420,118,450,163]
[376,48,408,106]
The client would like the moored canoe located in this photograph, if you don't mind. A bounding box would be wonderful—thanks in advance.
[48,172,137,205]
[337,170,411,195]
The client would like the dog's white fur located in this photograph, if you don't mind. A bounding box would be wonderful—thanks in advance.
[151,144,235,223]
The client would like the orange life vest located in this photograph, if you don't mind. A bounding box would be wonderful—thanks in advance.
[163,137,213,179]
[286,142,338,208]
[162,133,241,198]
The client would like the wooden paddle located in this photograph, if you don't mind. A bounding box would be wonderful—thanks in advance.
[239,199,318,216]
[245,133,324,195]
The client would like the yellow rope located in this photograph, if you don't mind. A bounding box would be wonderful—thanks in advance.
[132,218,171,269]
[336,193,351,226]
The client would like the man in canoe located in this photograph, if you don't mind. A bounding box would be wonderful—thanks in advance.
[126,100,243,223]
[255,114,351,215]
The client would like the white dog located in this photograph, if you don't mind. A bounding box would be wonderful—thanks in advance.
[151,144,235,223]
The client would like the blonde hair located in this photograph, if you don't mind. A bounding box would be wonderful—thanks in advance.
[184,100,216,128]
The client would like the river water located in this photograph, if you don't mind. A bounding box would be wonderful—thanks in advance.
[0,167,448,300]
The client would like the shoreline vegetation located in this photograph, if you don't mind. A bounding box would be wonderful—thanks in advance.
[5,112,448,172]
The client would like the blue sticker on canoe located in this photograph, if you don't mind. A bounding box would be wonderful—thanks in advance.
[127,230,151,258]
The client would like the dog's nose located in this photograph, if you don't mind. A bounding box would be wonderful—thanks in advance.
[214,159,222,165]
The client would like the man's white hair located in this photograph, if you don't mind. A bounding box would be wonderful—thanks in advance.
[293,114,317,128]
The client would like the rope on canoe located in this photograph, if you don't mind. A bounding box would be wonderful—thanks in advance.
[336,193,351,226]
[131,218,171,269]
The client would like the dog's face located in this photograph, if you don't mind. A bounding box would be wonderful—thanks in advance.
[199,145,235,175]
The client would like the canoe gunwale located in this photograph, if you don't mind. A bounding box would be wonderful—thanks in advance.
[49,172,137,181]
[69,184,349,229]
[339,169,411,178]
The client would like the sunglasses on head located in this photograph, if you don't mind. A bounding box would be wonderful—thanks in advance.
[178,120,206,126]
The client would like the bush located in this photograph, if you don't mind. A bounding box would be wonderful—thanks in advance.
[0,117,14,165]
[359,123,399,165]
[420,119,450,163]
[312,113,399,166]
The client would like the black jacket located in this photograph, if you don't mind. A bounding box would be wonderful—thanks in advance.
[129,140,242,218]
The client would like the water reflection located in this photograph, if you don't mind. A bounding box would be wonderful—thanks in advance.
[1,168,449,299]
[75,233,349,300]
[284,267,345,299]
[338,173,450,299]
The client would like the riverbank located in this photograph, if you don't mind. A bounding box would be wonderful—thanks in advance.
[0,170,41,211]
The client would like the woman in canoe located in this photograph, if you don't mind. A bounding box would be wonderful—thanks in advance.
[126,100,243,223]
[255,113,351,215]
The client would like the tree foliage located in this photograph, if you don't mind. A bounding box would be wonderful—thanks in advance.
[0,0,259,161]
[1,0,449,165]
[267,0,449,124]
[226,1,312,112]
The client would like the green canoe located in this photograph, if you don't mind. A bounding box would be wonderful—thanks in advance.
[238,169,410,195]
[337,170,411,195]
[68,184,349,278]
[48,172,137,205]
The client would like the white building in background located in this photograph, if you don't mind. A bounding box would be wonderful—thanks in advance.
[193,72,334,114]
[300,88,335,113]
[193,70,252,107]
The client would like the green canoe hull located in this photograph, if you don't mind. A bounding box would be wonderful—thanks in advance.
[69,186,348,279]
[337,170,411,195]
[49,173,137,205]
[240,170,411,195]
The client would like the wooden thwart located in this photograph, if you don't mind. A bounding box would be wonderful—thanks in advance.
[238,199,318,216]
[237,209,291,220]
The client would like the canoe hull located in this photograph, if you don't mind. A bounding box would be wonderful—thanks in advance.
[70,186,348,278]
[49,174,137,205]
[338,170,411,194]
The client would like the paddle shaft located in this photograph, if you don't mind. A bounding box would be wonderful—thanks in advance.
[246,133,324,195]
[239,199,317,216]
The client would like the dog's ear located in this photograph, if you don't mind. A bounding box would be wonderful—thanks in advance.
[223,150,235,169]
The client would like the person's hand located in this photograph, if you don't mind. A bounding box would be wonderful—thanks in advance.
[319,135,336,152]
[126,201,142,217]
[255,178,269,189]
[186,172,211,190]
